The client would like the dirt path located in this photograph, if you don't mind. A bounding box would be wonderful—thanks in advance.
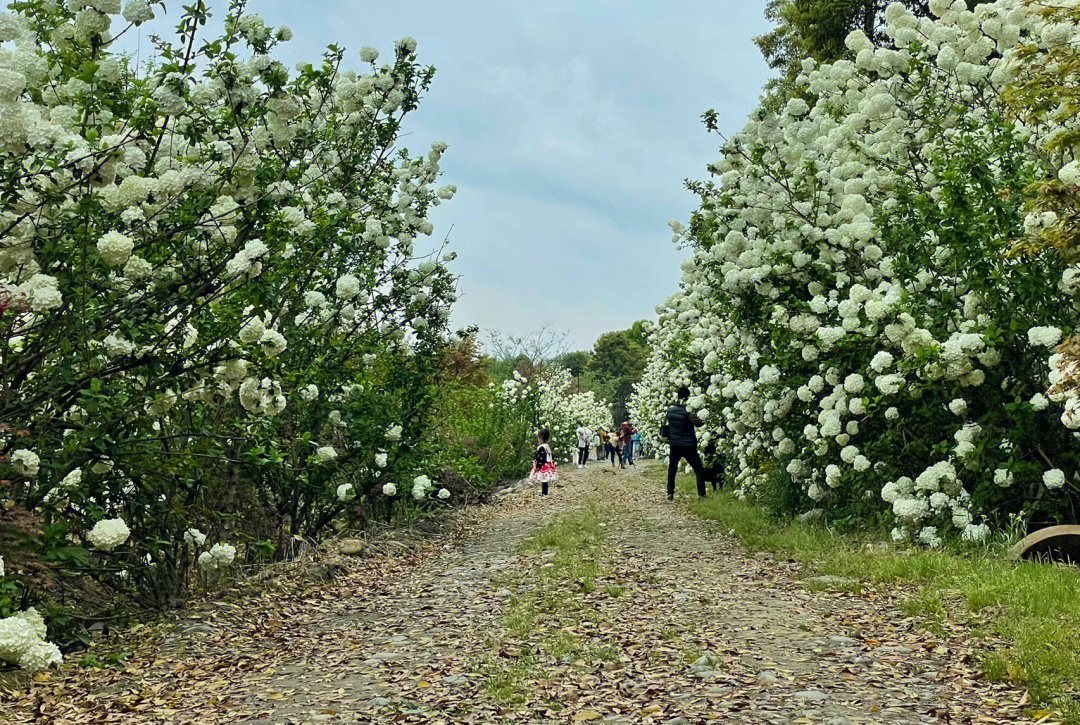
[5,462,1027,724]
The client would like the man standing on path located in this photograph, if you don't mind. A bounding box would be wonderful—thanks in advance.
[665,386,707,500]
[575,422,592,469]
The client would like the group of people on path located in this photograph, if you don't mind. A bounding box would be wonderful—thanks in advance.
[575,419,639,471]
[529,386,711,500]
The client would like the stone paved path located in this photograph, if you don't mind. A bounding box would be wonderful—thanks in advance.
[5,461,1028,724]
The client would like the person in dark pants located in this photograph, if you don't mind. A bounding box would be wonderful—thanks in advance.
[605,429,620,468]
[665,386,707,500]
[575,422,591,468]
[618,420,636,467]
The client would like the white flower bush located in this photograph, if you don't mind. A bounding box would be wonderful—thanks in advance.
[633,0,1080,543]
[0,0,462,617]
[496,366,613,460]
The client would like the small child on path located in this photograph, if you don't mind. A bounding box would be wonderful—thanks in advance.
[530,428,557,495]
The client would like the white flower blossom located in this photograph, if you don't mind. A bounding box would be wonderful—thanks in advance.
[87,518,130,551]
[1044,468,1066,490]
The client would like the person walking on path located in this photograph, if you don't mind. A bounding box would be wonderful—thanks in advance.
[632,430,642,458]
[618,420,636,467]
[592,429,603,462]
[575,422,592,469]
[605,429,620,469]
[664,386,707,500]
[530,428,557,496]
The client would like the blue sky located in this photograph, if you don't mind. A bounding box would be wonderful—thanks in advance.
[122,1,773,350]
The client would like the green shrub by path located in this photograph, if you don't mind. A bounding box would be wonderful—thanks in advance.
[669,471,1080,722]
[430,381,533,490]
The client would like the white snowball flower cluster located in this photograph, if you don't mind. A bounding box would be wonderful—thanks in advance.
[0,608,61,671]
[335,274,360,299]
[238,377,286,417]
[184,528,207,547]
[1028,326,1062,347]
[122,0,154,25]
[197,542,237,571]
[10,448,39,476]
[382,482,397,497]
[312,445,337,464]
[437,487,450,500]
[87,518,130,551]
[411,474,433,501]
[96,231,134,267]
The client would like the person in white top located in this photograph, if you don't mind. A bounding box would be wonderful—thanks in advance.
[575,423,592,468]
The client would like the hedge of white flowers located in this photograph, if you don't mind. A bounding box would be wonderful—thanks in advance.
[496,367,613,461]
[0,0,470,659]
[632,0,1080,545]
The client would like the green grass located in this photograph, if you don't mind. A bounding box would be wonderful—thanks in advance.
[673,473,1080,721]
[478,505,617,704]
[479,644,540,704]
[520,505,606,593]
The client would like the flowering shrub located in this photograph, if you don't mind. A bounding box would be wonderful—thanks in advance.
[498,366,612,461]
[0,0,462,631]
[1002,2,1080,435]
[633,0,1080,543]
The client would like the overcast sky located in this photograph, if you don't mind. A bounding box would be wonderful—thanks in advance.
[121,1,773,350]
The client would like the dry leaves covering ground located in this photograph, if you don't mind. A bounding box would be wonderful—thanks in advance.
[1,461,1031,724]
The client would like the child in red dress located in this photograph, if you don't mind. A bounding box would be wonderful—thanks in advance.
[530,428,557,496]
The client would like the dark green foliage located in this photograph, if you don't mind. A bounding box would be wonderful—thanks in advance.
[581,322,649,423]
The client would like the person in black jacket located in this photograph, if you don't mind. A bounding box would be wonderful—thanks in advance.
[665,386,707,501]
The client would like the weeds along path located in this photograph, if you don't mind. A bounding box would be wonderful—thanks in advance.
[7,462,1027,724]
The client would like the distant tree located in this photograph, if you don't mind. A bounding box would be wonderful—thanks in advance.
[553,350,593,379]
[439,330,492,387]
[486,325,571,382]
[488,353,535,383]
[583,324,649,422]
[627,320,649,349]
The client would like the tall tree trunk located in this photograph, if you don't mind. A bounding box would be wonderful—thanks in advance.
[863,0,876,38]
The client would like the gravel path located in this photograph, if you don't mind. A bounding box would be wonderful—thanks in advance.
[4,461,1028,724]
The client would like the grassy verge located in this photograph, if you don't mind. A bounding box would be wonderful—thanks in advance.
[477,503,620,708]
[671,473,1080,722]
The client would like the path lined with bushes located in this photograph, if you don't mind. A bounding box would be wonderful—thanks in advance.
[4,462,1027,724]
